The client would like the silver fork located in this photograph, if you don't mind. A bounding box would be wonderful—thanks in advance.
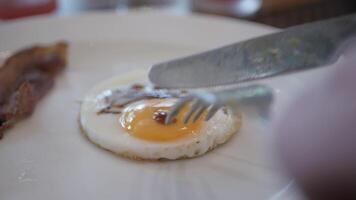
[165,84,273,124]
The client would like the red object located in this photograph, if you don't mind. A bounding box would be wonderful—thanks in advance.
[0,0,56,20]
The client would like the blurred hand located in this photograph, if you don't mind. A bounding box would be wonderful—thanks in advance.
[273,40,356,200]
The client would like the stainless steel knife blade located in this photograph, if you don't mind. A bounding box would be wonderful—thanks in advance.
[149,14,356,88]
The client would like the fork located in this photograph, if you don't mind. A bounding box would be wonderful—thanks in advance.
[165,84,273,124]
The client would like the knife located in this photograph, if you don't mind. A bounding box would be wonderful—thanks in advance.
[149,14,356,88]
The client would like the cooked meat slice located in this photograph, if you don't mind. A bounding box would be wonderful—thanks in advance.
[0,42,68,139]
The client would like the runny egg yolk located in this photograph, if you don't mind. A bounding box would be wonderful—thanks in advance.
[119,99,205,142]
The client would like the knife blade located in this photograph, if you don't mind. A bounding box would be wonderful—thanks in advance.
[149,14,356,88]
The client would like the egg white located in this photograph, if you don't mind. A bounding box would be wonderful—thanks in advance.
[79,77,241,160]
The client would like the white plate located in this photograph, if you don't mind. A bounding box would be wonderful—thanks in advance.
[0,10,330,200]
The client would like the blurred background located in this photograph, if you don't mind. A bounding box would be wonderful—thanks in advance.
[0,0,355,27]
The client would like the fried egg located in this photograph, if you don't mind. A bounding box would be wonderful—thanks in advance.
[79,77,241,160]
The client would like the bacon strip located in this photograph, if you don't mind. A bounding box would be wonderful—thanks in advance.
[0,42,68,139]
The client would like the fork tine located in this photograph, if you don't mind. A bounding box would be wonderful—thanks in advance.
[165,96,193,124]
[183,98,200,124]
[192,105,207,123]
[205,104,221,121]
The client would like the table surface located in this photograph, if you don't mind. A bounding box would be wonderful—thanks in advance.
[1,0,355,27]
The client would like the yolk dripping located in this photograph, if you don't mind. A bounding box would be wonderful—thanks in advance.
[119,99,205,142]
